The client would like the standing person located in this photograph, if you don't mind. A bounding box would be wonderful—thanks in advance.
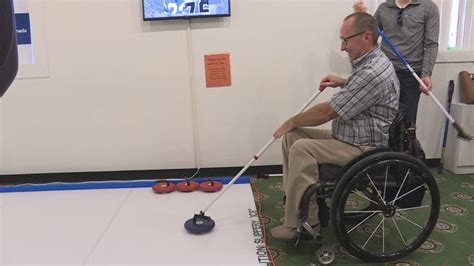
[270,12,400,240]
[354,0,440,124]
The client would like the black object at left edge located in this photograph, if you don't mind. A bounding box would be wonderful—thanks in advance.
[0,0,19,97]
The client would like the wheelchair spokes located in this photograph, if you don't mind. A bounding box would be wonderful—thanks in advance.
[361,217,385,250]
[346,211,379,234]
[394,212,424,229]
[397,204,432,212]
[391,217,407,246]
[392,168,411,202]
[390,183,426,206]
[331,152,440,262]
[383,165,389,202]
[366,173,385,204]
[349,189,379,206]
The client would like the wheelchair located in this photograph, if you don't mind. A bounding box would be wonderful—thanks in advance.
[293,111,441,264]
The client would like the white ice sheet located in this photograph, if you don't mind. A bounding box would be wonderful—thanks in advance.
[0,184,269,266]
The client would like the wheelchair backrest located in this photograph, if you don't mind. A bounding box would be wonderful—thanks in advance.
[388,111,426,161]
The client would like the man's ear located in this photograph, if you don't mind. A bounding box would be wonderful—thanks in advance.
[364,31,371,43]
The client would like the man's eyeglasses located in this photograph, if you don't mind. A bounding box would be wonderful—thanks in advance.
[397,8,405,27]
[340,31,366,45]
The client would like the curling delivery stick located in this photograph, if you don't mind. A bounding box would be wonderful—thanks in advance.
[184,87,328,235]
[201,87,326,214]
[379,30,472,141]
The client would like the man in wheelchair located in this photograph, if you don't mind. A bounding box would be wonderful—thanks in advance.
[270,12,400,241]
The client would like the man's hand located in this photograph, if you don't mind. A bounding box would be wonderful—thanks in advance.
[420,76,432,94]
[353,2,368,12]
[319,74,347,90]
[273,118,296,139]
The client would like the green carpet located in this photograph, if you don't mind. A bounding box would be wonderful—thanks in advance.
[251,170,474,266]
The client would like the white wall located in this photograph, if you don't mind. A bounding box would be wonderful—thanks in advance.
[191,0,351,167]
[2,0,198,174]
[1,0,472,175]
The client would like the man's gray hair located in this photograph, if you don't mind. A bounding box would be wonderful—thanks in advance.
[344,12,379,45]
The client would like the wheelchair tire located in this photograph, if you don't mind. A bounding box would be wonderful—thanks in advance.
[330,151,440,262]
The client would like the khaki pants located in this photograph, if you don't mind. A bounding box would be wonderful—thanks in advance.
[282,128,373,227]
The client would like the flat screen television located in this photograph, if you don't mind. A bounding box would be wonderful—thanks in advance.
[143,0,231,21]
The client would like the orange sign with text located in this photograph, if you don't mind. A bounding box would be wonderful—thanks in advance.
[204,53,231,88]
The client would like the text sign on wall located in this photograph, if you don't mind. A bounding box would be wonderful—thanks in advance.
[15,13,31,45]
[15,12,34,65]
[204,53,232,88]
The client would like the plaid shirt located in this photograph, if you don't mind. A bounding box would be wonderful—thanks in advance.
[328,46,399,147]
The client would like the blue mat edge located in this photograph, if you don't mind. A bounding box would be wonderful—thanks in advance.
[0,176,252,193]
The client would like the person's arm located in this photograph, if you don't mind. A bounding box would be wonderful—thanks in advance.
[273,103,338,138]
[420,2,440,92]
[272,74,346,138]
[353,1,368,12]
[319,74,347,90]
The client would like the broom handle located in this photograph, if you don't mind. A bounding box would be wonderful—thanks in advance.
[438,80,455,174]
[379,30,455,123]
[201,88,325,213]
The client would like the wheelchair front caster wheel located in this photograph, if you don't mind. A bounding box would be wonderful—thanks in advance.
[315,246,335,265]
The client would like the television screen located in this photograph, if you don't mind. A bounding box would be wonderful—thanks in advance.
[143,0,231,21]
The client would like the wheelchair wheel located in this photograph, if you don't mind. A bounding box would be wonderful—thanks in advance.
[315,245,336,265]
[330,151,440,262]
[342,202,377,224]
